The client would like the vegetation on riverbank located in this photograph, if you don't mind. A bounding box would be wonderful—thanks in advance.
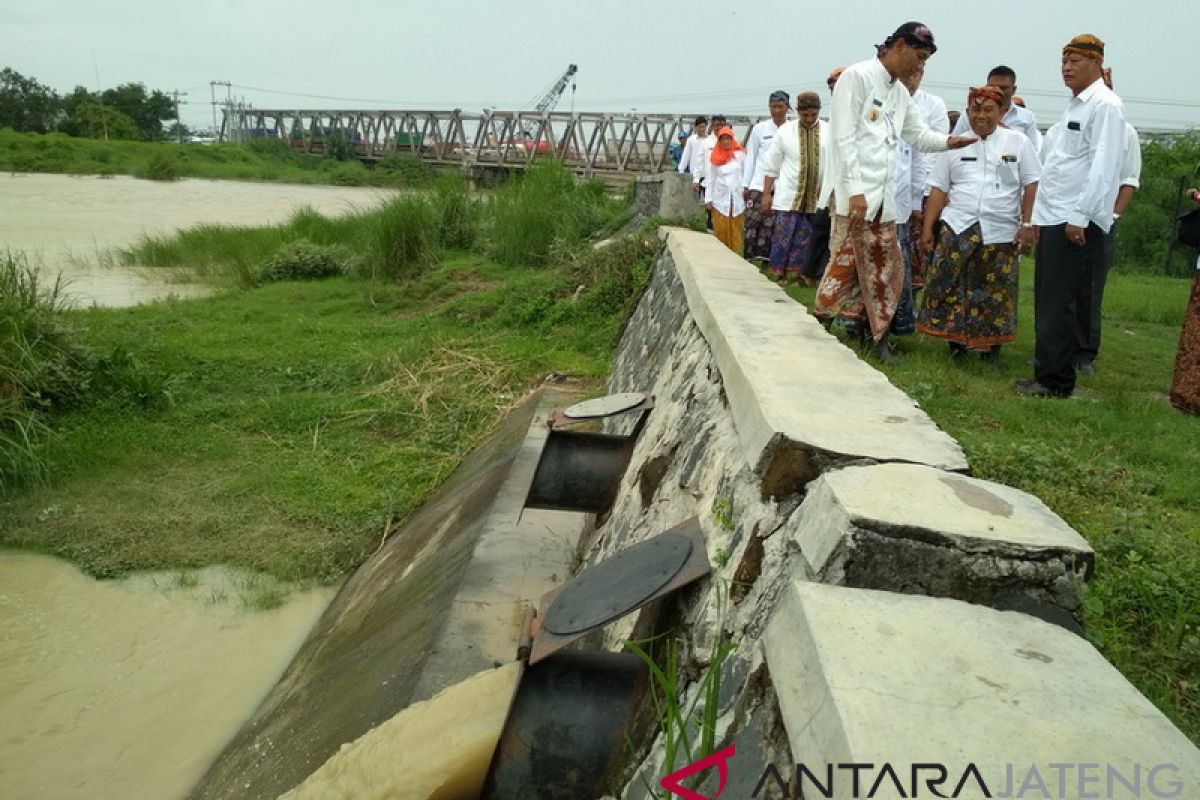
[0,128,437,186]
[789,271,1200,740]
[1,163,652,586]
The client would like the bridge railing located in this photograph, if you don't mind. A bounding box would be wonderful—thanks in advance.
[222,108,761,177]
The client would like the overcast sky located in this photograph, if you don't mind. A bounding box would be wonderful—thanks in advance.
[6,0,1197,132]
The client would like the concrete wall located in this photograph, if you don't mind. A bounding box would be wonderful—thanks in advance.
[594,228,1200,797]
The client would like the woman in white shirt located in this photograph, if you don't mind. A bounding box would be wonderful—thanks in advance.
[916,86,1040,364]
[704,127,748,255]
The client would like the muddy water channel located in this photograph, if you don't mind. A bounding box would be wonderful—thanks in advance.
[0,172,394,307]
[0,173,390,797]
[0,554,337,799]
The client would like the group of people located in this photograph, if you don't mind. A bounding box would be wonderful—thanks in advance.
[675,22,1197,413]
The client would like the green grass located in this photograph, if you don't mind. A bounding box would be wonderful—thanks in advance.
[0,240,650,583]
[0,128,437,187]
[785,261,1200,740]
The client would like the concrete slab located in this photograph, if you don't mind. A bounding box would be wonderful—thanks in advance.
[664,228,967,494]
[763,580,1200,798]
[794,463,1093,613]
[188,389,588,800]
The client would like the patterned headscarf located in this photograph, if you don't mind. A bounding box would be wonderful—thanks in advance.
[1063,33,1105,61]
[968,86,1006,108]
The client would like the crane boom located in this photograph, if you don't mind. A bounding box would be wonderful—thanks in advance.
[533,64,578,115]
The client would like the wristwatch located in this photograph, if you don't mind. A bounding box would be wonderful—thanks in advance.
[1020,222,1034,229]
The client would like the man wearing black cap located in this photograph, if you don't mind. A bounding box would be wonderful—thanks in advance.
[814,21,976,362]
[742,91,791,264]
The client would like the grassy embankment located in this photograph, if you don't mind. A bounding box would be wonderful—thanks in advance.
[786,270,1200,740]
[0,164,650,587]
[0,127,433,186]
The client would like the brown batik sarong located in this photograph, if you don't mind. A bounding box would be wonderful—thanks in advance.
[743,190,774,262]
[813,214,905,341]
[1170,267,1200,415]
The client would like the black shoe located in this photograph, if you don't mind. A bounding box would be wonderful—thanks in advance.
[1076,359,1096,376]
[949,342,968,362]
[871,335,903,365]
[1014,378,1071,398]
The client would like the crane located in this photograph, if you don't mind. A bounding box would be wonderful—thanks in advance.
[533,64,578,115]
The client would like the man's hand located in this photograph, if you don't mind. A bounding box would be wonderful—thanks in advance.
[705,202,715,212]
[761,191,773,213]
[1015,224,1038,253]
[920,227,935,255]
[1065,223,1087,247]
[692,183,701,194]
[946,136,978,150]
[847,194,868,229]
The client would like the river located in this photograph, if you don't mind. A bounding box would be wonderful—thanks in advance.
[0,172,394,307]
[0,172,391,798]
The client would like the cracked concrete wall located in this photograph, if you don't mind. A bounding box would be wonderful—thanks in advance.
[587,228,1198,797]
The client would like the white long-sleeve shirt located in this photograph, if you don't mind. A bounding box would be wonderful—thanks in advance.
[894,138,917,222]
[677,133,701,174]
[913,89,949,196]
[819,57,950,222]
[1031,78,1126,233]
[1119,123,1142,188]
[929,126,1041,244]
[953,102,1041,152]
[691,133,717,184]
[761,119,830,212]
[742,118,785,191]
[706,151,748,217]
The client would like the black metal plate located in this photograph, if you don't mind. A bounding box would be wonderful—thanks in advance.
[543,531,693,635]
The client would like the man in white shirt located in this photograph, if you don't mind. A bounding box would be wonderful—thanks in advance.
[1078,67,1142,375]
[813,21,976,361]
[741,91,790,264]
[761,91,830,285]
[677,116,708,176]
[1017,34,1126,398]
[952,66,1042,152]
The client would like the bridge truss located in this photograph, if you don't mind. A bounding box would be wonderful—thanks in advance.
[222,107,760,177]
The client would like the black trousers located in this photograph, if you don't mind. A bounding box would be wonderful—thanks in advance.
[1078,225,1117,363]
[1034,223,1109,394]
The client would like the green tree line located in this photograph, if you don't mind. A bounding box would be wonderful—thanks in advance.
[0,67,177,141]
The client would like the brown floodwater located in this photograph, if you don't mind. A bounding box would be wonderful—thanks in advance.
[0,172,394,307]
[0,553,337,799]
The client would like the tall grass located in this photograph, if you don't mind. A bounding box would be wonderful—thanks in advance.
[0,253,89,492]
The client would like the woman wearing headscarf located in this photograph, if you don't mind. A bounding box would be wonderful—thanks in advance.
[916,86,1040,364]
[705,126,748,254]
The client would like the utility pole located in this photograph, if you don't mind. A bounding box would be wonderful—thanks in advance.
[210,80,231,139]
[171,90,189,143]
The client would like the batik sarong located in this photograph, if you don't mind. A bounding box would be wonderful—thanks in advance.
[712,211,745,257]
[1170,264,1200,415]
[743,190,774,262]
[916,222,1019,349]
[812,214,905,341]
[890,223,916,336]
[769,210,816,279]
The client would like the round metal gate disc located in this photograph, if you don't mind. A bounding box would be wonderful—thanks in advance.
[562,392,646,420]
[543,531,693,636]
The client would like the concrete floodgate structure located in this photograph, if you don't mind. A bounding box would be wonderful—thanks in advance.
[189,226,1199,799]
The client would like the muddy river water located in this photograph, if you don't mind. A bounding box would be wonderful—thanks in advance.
[0,173,394,798]
[0,172,394,307]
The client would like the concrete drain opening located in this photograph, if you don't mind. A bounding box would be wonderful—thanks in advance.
[523,392,654,515]
[482,518,711,799]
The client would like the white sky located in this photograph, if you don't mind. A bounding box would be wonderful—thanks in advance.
[6,0,1197,132]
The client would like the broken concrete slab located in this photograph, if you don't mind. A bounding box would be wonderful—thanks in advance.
[763,580,1200,796]
[188,388,588,800]
[793,463,1093,614]
[664,228,967,494]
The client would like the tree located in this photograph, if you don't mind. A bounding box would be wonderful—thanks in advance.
[57,100,140,140]
[100,83,174,140]
[0,68,60,133]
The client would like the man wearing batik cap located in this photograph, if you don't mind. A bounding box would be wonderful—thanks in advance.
[742,91,791,264]
[1016,34,1125,398]
[814,21,976,362]
[761,91,831,285]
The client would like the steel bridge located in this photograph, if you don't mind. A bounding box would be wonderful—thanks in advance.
[222,107,760,177]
